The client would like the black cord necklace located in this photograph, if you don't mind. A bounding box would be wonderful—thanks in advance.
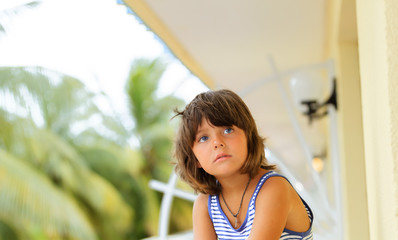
[220,177,252,228]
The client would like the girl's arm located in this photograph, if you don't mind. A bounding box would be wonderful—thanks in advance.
[193,193,217,240]
[247,177,292,240]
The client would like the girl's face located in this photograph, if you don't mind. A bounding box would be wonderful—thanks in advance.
[192,118,248,178]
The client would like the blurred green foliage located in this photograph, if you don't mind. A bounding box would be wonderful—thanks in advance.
[0,61,193,240]
[0,1,41,36]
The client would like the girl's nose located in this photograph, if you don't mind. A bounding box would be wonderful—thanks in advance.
[214,139,225,149]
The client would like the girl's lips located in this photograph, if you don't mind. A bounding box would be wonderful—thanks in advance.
[214,153,232,162]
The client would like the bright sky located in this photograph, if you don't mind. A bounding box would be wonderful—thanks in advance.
[0,0,208,128]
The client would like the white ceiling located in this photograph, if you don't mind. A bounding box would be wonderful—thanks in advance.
[144,0,327,85]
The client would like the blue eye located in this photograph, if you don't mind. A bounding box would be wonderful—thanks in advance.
[224,127,233,134]
[199,136,208,142]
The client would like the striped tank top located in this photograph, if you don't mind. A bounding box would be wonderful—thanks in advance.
[208,171,314,240]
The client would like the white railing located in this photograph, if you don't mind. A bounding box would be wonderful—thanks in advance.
[147,173,196,240]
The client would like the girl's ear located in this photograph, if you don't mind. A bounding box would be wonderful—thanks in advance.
[196,160,202,168]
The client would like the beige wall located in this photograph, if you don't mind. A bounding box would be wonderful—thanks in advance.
[330,0,398,239]
[327,0,370,239]
[356,0,398,239]
[336,44,369,240]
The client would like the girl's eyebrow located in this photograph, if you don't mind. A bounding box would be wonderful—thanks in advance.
[195,124,213,136]
[196,128,207,136]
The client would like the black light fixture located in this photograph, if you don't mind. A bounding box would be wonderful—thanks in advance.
[300,78,338,124]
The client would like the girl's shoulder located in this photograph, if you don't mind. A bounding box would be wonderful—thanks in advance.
[256,171,292,199]
[252,170,295,210]
[193,193,211,226]
[253,169,289,188]
[255,170,290,186]
[246,171,294,238]
[193,193,209,211]
[193,193,218,239]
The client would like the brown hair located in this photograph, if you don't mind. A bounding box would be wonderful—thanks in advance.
[173,89,275,195]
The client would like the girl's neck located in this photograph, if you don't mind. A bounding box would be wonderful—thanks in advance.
[217,173,251,194]
[217,168,268,194]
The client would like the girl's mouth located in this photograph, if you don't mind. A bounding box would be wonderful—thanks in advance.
[215,153,232,162]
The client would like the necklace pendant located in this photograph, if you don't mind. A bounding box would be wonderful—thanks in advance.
[234,217,238,228]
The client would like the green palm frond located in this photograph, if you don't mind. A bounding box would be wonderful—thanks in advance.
[126,58,185,132]
[0,149,97,240]
[0,109,133,238]
[27,127,91,190]
[0,0,41,14]
[0,67,95,129]
[78,172,133,238]
[0,109,15,150]
[27,127,133,233]
[0,66,127,145]
[0,58,191,238]
[125,58,194,236]
[0,0,41,35]
[126,58,167,131]
[78,143,157,238]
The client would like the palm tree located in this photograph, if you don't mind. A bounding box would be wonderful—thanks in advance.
[126,58,194,236]
[0,146,97,240]
[0,66,135,239]
[0,57,194,239]
[126,58,184,179]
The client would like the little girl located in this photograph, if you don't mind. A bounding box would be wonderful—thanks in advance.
[174,89,313,240]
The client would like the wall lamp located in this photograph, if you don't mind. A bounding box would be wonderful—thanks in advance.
[290,70,338,125]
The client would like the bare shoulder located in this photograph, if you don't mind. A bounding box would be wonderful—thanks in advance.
[247,176,293,239]
[259,175,292,197]
[193,193,209,209]
[253,175,311,235]
[193,193,209,222]
[193,193,217,240]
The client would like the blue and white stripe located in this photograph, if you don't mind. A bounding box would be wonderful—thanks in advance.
[208,171,314,240]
